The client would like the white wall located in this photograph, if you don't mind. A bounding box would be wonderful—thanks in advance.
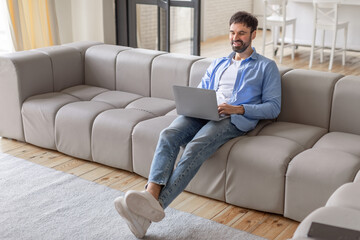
[55,0,116,44]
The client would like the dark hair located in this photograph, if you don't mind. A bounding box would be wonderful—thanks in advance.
[229,11,258,32]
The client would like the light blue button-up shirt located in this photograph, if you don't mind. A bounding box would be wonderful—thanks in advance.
[199,48,281,132]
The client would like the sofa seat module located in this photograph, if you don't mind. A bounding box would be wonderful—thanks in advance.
[225,69,342,215]
[20,45,86,150]
[285,76,360,222]
[22,92,80,150]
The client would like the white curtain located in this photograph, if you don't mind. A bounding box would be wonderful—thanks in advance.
[6,0,60,51]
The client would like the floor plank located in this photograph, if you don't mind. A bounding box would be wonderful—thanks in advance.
[79,165,115,181]
[108,174,144,192]
[176,194,209,213]
[251,215,291,240]
[94,170,132,186]
[192,198,228,219]
[274,220,300,240]
[53,158,87,172]
[231,211,268,233]
[212,205,249,226]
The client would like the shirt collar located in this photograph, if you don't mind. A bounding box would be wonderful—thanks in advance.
[227,47,258,61]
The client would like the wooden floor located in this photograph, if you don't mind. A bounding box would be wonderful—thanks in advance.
[1,30,359,240]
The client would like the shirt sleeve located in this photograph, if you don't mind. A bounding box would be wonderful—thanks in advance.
[242,61,281,120]
[198,59,220,90]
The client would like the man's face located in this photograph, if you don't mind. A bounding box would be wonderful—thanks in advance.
[229,23,255,54]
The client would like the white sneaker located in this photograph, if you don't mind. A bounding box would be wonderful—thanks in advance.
[114,196,151,239]
[125,190,165,222]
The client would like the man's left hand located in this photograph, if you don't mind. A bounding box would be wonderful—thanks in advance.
[218,103,245,115]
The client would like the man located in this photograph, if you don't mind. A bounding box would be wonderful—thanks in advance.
[114,11,281,238]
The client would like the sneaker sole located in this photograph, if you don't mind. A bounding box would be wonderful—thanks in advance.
[114,198,145,238]
[126,191,165,222]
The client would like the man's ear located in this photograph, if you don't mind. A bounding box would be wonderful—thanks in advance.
[251,30,257,40]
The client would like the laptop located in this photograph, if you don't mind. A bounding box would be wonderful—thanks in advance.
[172,85,229,121]
[308,222,360,240]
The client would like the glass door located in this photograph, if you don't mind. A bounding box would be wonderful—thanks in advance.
[116,0,200,56]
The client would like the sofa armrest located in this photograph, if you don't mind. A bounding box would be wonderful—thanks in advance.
[0,51,53,141]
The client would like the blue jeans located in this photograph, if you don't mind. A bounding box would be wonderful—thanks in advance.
[147,116,246,209]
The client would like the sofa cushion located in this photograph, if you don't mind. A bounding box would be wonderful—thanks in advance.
[292,206,360,239]
[326,182,360,211]
[277,69,342,129]
[151,53,203,100]
[85,44,131,90]
[55,101,114,160]
[92,109,154,171]
[132,115,178,178]
[226,136,304,214]
[189,58,213,87]
[330,76,360,135]
[356,172,360,183]
[125,97,175,117]
[33,46,83,91]
[285,149,360,221]
[91,91,142,108]
[62,41,103,60]
[0,51,53,141]
[186,137,242,202]
[61,85,109,101]
[116,48,165,96]
[258,122,327,149]
[278,66,292,76]
[165,109,178,116]
[1,51,53,104]
[22,92,79,150]
[313,132,360,157]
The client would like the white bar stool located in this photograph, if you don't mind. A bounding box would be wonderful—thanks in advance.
[262,0,296,63]
[309,0,348,70]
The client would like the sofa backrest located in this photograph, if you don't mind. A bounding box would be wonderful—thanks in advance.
[330,76,360,135]
[151,53,203,100]
[0,51,53,141]
[278,65,292,76]
[62,41,103,61]
[277,69,342,129]
[34,46,83,91]
[116,48,165,97]
[189,58,213,87]
[84,44,130,90]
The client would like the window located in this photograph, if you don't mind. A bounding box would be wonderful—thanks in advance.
[0,1,14,54]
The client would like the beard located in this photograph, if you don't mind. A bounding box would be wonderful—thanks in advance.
[231,40,251,53]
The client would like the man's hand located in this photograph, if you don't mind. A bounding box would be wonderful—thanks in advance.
[218,103,245,115]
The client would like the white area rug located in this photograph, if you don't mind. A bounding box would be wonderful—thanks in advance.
[0,153,265,240]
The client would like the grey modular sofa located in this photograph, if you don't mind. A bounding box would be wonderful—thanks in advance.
[1,41,360,224]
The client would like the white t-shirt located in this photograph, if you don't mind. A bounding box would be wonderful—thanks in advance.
[216,58,242,104]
